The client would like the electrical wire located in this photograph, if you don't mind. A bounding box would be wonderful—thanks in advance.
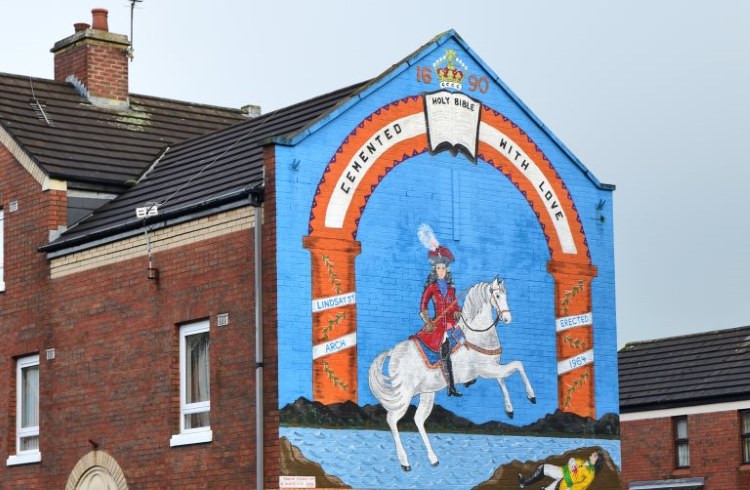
[152,107,280,212]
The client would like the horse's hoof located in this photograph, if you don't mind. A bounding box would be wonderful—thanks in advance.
[506,410,514,419]
[529,396,537,404]
[432,460,440,467]
[401,465,411,472]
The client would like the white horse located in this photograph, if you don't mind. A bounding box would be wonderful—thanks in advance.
[368,277,536,471]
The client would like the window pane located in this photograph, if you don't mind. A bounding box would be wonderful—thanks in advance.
[186,332,210,404]
[742,411,750,434]
[185,411,210,430]
[676,418,688,439]
[20,436,39,452]
[677,442,690,467]
[744,437,750,464]
[21,365,39,428]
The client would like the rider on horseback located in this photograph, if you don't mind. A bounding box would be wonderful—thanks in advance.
[416,224,463,397]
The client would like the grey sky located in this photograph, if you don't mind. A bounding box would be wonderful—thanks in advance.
[3,1,748,347]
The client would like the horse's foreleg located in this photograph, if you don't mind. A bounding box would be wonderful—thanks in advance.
[387,407,411,471]
[505,360,536,403]
[414,392,439,466]
[478,359,537,418]
[496,377,514,417]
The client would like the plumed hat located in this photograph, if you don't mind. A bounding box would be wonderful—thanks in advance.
[417,224,454,265]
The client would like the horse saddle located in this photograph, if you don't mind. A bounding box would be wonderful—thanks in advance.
[410,328,465,369]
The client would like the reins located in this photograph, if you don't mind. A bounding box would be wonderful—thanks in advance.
[460,311,501,333]
[459,282,508,333]
[453,282,507,356]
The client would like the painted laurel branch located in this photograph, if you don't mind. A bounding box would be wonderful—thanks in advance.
[322,312,347,341]
[561,279,585,316]
[321,254,343,295]
[322,360,348,391]
[563,335,588,350]
[563,370,590,409]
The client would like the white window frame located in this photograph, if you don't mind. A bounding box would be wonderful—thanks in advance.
[7,354,41,466]
[674,415,690,468]
[0,208,5,292]
[170,320,212,447]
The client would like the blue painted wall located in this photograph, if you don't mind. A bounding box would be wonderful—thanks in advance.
[274,32,618,486]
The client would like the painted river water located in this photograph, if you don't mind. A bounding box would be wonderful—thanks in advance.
[281,427,621,489]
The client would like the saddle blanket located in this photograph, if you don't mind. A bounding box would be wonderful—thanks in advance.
[410,328,465,369]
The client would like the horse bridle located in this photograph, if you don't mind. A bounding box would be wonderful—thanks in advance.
[460,283,509,333]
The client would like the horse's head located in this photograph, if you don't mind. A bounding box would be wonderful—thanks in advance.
[489,276,511,325]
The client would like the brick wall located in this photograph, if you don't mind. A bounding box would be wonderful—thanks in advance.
[261,145,280,489]
[621,411,750,489]
[13,227,260,488]
[0,145,66,488]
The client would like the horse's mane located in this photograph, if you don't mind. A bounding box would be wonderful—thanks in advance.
[461,280,506,324]
[461,282,491,324]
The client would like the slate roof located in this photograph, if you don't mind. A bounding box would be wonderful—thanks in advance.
[41,81,368,253]
[0,72,248,192]
[619,325,750,412]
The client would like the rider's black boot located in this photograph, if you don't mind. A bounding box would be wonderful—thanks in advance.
[441,340,462,397]
[518,465,544,488]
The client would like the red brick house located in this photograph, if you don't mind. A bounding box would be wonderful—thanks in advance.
[0,8,268,489]
[619,325,750,489]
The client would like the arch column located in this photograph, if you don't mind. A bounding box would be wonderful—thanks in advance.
[548,260,598,418]
[302,235,361,404]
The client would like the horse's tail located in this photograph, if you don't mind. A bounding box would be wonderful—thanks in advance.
[368,350,408,412]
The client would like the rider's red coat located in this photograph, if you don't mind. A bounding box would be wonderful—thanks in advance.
[416,282,458,351]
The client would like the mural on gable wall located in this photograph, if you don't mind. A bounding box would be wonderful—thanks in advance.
[277,39,621,490]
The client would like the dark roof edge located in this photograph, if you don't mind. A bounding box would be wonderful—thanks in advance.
[620,392,750,413]
[129,92,247,115]
[0,120,49,180]
[40,184,264,256]
[0,72,247,117]
[619,324,750,352]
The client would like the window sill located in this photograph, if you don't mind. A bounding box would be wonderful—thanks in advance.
[672,468,691,477]
[740,464,750,472]
[7,451,41,466]
[170,430,213,447]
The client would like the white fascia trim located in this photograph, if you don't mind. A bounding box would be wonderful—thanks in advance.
[621,399,750,421]
[7,450,41,466]
[67,189,117,199]
[0,126,48,187]
[629,477,705,489]
[42,177,67,192]
[169,429,213,447]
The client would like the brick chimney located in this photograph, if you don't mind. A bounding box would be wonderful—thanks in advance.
[51,9,131,109]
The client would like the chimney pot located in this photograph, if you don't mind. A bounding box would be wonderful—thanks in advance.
[91,8,109,31]
[74,22,90,32]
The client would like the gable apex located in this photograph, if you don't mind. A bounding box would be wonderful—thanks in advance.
[272,30,613,190]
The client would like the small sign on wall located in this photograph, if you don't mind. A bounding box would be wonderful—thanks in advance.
[279,476,316,489]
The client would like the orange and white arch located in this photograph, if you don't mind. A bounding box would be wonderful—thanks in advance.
[303,93,598,418]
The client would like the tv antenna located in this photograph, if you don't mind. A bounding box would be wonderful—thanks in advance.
[126,0,143,60]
